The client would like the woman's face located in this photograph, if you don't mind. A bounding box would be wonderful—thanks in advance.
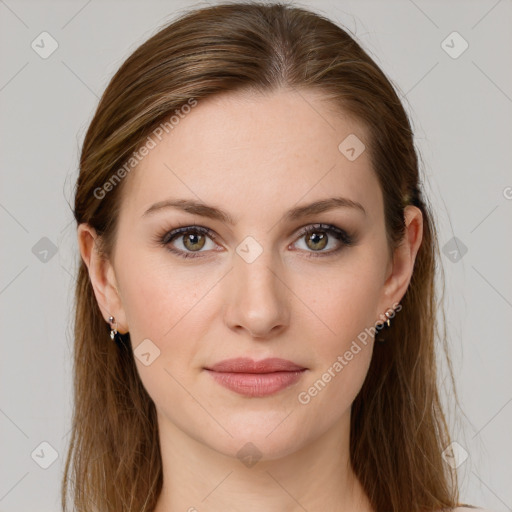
[85,88,419,460]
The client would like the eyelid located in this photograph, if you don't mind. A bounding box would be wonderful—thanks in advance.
[159,224,217,244]
[292,222,352,243]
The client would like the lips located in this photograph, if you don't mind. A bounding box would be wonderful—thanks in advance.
[204,358,307,397]
[205,357,305,373]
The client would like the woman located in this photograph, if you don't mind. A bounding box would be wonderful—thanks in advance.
[63,2,488,511]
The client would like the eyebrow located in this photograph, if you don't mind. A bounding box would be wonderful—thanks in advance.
[142,196,366,224]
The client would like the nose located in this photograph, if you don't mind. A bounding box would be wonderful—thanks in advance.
[224,247,290,340]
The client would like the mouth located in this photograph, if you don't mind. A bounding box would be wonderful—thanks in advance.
[203,357,307,397]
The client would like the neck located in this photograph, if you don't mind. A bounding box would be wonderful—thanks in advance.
[153,409,374,512]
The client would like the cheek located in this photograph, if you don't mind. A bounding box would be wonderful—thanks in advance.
[295,251,383,410]
[296,273,378,426]
[296,343,373,438]
[116,246,215,342]
[304,254,384,351]
[115,249,224,390]
[116,253,216,412]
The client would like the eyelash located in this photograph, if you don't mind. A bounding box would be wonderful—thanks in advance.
[155,223,355,260]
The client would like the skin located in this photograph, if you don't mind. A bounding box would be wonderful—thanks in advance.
[78,87,423,512]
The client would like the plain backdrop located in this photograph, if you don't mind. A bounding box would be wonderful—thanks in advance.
[0,0,511,511]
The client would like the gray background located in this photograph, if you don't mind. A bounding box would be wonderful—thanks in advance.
[1,0,511,510]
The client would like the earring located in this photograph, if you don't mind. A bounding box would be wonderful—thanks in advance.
[108,316,117,340]
[375,310,392,343]
[108,316,130,348]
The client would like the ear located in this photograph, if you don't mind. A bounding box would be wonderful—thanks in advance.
[77,223,129,334]
[377,205,424,318]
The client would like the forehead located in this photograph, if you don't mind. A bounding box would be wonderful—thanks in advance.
[119,88,381,224]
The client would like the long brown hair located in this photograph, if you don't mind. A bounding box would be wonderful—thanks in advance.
[64,2,465,510]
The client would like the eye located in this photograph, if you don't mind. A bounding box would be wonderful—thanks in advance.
[158,225,218,259]
[291,223,355,258]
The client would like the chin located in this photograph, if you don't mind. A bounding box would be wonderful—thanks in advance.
[206,414,313,463]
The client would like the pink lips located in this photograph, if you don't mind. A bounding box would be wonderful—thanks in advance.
[204,357,307,397]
